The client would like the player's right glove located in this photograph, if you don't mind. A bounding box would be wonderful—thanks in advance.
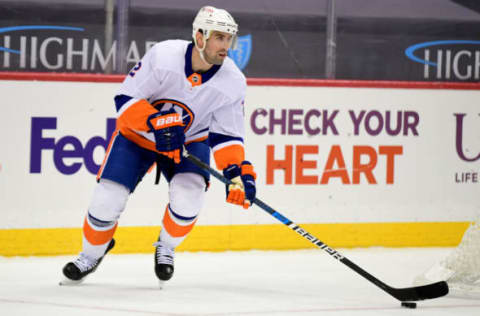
[147,108,185,164]
[223,161,257,209]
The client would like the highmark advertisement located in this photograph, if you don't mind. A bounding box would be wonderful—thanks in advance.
[0,79,478,254]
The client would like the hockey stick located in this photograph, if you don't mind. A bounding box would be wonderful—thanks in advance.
[184,151,449,302]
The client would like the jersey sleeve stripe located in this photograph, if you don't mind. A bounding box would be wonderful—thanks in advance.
[190,127,209,137]
[208,132,243,148]
[116,97,142,118]
[212,143,245,170]
[185,135,208,145]
[116,98,159,152]
[114,94,133,112]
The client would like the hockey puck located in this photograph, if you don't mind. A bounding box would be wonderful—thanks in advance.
[401,302,417,309]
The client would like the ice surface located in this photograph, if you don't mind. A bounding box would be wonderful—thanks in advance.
[1,247,479,315]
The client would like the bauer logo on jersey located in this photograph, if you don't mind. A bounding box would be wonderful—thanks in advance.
[151,99,194,132]
[228,34,252,70]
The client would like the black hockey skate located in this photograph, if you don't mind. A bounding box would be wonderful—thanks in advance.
[60,238,115,285]
[153,239,175,286]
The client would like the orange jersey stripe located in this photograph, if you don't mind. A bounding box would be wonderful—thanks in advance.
[97,129,119,181]
[83,217,118,246]
[162,207,197,238]
[117,98,158,151]
[213,144,245,170]
[185,135,208,145]
[117,99,157,132]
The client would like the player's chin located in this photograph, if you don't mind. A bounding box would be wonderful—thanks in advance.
[212,57,225,65]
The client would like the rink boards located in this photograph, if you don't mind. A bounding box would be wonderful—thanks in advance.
[0,74,479,256]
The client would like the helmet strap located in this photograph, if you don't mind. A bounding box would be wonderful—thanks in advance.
[194,32,212,66]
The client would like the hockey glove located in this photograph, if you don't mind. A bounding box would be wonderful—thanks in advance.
[223,161,257,209]
[147,108,185,164]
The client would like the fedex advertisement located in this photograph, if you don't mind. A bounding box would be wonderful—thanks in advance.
[0,78,479,231]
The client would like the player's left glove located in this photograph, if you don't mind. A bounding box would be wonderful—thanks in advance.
[223,161,257,209]
[147,108,185,164]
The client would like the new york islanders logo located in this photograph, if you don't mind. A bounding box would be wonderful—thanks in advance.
[151,99,194,132]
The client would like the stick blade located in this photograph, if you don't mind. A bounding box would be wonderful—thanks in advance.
[392,281,449,301]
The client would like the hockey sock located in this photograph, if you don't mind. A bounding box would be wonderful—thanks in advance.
[80,179,128,259]
[82,212,118,259]
[160,204,197,248]
[160,173,205,248]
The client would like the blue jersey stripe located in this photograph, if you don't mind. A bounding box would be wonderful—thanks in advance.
[191,127,209,137]
[208,132,243,148]
[114,94,133,112]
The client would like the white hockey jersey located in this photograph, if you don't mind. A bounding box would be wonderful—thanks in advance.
[115,40,247,169]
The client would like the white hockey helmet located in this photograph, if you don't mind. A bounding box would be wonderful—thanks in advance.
[192,6,238,50]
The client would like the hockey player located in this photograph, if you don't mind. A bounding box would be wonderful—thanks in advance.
[61,6,257,286]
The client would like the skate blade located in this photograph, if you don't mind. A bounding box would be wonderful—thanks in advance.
[59,277,85,286]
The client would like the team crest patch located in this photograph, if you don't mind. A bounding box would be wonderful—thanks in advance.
[228,34,252,70]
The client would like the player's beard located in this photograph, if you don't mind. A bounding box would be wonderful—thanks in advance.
[203,48,227,65]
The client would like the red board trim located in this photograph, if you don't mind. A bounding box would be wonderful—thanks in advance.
[0,71,479,90]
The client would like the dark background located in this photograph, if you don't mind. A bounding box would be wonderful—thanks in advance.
[0,0,479,81]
